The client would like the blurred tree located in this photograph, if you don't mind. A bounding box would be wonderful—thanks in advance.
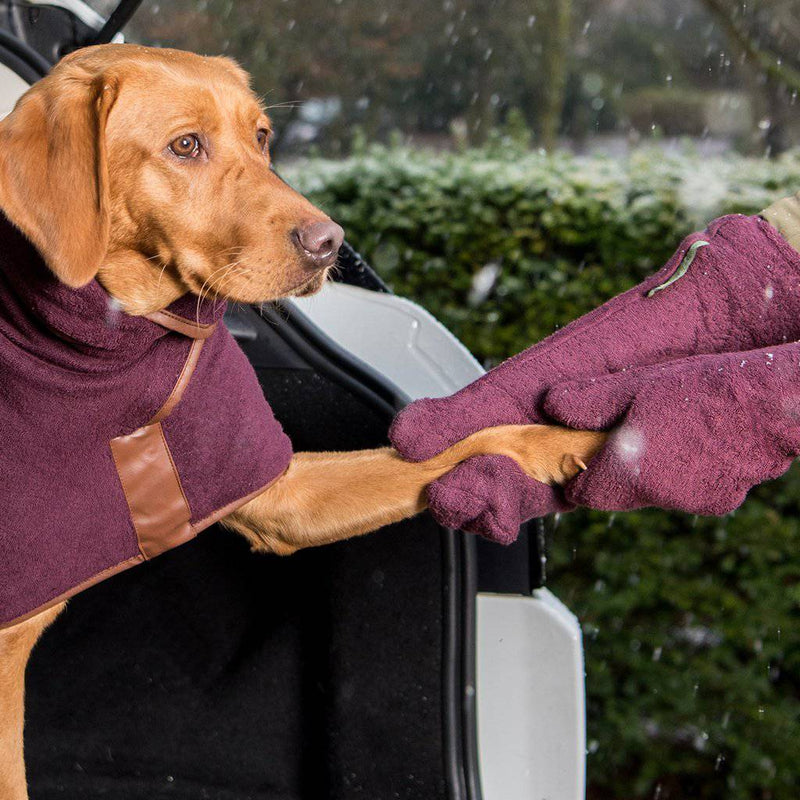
[698,0,800,154]
[130,0,795,154]
[133,0,588,150]
[132,0,435,153]
[538,0,572,150]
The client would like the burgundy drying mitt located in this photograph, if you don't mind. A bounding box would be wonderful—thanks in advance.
[543,343,800,514]
[391,213,800,542]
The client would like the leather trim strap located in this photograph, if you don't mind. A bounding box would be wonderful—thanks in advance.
[145,308,218,339]
[110,422,193,559]
[149,338,204,424]
[109,335,206,560]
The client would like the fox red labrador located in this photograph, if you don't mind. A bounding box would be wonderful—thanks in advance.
[0,44,603,798]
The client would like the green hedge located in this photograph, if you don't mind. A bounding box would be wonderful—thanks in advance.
[283,146,800,800]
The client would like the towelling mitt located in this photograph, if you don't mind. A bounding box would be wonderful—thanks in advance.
[391,208,800,543]
[0,214,292,629]
[543,342,800,515]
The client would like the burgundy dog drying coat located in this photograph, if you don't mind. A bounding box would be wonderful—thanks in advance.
[0,214,293,629]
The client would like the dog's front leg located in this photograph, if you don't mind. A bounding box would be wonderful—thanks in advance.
[0,604,65,800]
[222,448,439,554]
[223,424,606,554]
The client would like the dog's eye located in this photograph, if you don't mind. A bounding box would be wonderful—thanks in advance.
[170,134,202,159]
[256,128,270,153]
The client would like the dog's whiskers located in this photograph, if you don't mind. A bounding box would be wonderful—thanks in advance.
[263,101,303,110]
[195,260,243,324]
[155,259,171,291]
[210,266,252,313]
[195,262,256,323]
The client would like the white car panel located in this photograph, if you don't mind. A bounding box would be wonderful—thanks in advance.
[0,62,31,118]
[290,281,483,400]
[477,591,586,800]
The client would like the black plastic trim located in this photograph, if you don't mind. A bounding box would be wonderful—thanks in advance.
[235,301,482,800]
[443,530,483,800]
[271,301,404,414]
[461,536,483,800]
[0,25,50,78]
[2,1,99,65]
[533,518,548,588]
[90,0,143,45]
[443,530,468,800]
[334,239,389,293]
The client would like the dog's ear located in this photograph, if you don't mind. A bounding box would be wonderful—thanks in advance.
[0,68,118,287]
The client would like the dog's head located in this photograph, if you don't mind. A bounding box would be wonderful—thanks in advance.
[0,44,343,312]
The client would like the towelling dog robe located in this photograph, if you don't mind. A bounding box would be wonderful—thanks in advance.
[0,215,293,629]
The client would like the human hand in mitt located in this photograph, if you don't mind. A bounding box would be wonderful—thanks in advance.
[541,343,800,514]
[390,215,800,543]
[391,213,800,541]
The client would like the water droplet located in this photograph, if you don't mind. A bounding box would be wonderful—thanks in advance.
[106,297,122,328]
[468,262,501,306]
[652,646,662,662]
[614,428,644,463]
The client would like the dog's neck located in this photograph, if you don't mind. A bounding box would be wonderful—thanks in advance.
[98,248,189,316]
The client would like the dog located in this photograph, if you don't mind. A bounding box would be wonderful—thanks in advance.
[0,44,605,799]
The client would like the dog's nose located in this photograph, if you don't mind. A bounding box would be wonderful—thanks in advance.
[294,220,344,269]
